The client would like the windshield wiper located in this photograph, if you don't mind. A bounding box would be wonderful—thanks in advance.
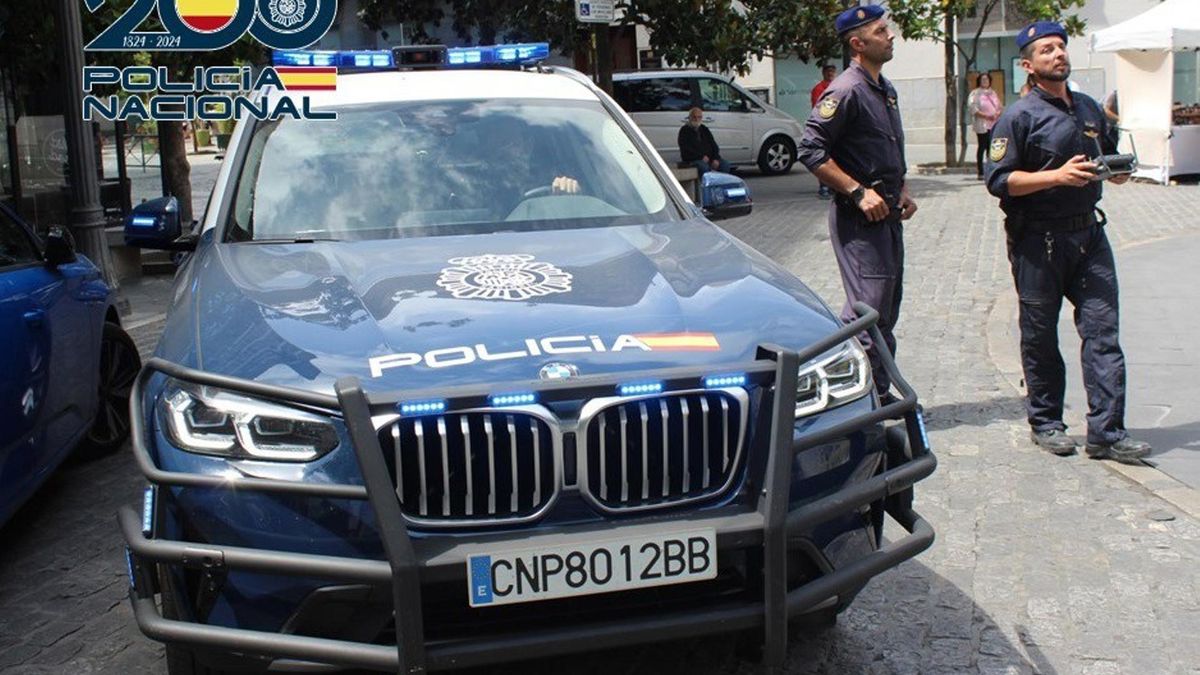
[243,236,343,244]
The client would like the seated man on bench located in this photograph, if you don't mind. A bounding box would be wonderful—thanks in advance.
[678,107,730,175]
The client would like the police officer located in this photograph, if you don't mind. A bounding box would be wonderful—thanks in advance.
[986,22,1151,463]
[798,4,917,403]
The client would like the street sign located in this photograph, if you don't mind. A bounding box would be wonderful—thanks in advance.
[575,0,614,23]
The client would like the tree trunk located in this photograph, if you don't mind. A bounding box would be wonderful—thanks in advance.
[158,120,193,227]
[943,14,956,166]
[595,23,613,95]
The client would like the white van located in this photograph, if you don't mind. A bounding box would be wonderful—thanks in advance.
[612,70,805,175]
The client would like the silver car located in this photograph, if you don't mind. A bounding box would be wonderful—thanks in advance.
[613,69,804,175]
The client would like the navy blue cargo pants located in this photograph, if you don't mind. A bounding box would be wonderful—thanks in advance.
[1008,224,1128,445]
[830,202,904,398]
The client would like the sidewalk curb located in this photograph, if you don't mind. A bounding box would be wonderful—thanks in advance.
[984,241,1200,522]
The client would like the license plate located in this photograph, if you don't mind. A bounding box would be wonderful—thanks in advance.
[467,529,717,607]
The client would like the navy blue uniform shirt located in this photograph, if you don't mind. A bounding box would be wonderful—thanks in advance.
[986,85,1116,219]
[798,61,907,197]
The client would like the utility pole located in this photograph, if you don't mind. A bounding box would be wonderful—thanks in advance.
[54,0,124,302]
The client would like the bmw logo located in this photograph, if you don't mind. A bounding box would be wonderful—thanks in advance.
[538,362,579,380]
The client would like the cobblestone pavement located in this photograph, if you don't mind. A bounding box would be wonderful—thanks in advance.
[2,171,1199,674]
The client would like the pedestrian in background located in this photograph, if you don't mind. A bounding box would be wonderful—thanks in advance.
[985,21,1151,463]
[678,106,730,175]
[1019,74,1035,98]
[810,64,838,199]
[798,4,917,404]
[968,73,1003,180]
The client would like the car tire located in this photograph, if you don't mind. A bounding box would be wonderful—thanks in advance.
[757,135,796,175]
[78,321,141,459]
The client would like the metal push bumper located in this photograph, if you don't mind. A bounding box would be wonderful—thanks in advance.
[120,302,937,673]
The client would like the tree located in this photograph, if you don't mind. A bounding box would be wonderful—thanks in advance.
[357,0,847,82]
[3,0,265,228]
[889,0,1086,166]
[80,3,266,227]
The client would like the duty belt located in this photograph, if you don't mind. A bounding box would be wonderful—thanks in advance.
[1013,208,1106,232]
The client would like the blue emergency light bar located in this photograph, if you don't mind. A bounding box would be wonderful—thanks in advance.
[446,43,549,67]
[271,42,549,72]
[273,49,394,69]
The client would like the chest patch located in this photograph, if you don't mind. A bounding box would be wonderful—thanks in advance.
[817,97,840,119]
[887,95,898,109]
[989,137,1009,163]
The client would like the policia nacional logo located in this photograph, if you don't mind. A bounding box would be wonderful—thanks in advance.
[989,137,1009,163]
[817,97,840,119]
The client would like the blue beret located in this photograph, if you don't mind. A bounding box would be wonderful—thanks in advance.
[1016,21,1068,50]
[836,4,886,37]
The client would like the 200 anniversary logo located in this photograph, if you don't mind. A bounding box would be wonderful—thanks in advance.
[82,0,339,122]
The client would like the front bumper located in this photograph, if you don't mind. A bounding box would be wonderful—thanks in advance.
[120,303,937,672]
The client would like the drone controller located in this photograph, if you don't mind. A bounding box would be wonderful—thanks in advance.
[1088,133,1138,181]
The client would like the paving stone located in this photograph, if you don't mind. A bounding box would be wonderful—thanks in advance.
[2,172,1199,674]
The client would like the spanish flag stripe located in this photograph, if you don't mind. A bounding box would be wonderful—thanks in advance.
[634,333,721,350]
[274,67,338,74]
[176,0,237,15]
[276,68,338,91]
[176,0,237,32]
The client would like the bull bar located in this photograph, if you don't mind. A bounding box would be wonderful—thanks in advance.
[119,302,937,673]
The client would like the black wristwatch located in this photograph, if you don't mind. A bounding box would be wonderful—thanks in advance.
[849,185,866,205]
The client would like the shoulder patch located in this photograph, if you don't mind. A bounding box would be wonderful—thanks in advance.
[989,137,1009,163]
[817,97,840,119]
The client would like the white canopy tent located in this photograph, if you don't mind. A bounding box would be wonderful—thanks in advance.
[1090,0,1200,183]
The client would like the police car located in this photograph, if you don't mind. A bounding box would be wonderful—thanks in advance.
[119,43,936,673]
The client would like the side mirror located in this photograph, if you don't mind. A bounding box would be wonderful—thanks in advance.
[700,171,752,221]
[43,226,77,267]
[124,196,195,251]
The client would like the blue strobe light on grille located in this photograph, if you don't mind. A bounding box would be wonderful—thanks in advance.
[618,381,664,396]
[489,392,538,407]
[398,399,448,416]
[703,373,747,389]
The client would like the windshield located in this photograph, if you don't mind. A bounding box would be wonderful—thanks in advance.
[226,98,678,242]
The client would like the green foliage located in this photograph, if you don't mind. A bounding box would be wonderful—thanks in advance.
[889,0,1087,45]
[357,0,849,75]
[0,0,268,89]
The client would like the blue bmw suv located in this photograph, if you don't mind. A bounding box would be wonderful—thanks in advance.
[120,45,936,674]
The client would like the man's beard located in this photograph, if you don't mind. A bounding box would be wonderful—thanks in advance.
[1037,63,1071,82]
[689,121,701,129]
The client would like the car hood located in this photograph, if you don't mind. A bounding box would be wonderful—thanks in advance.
[176,221,840,394]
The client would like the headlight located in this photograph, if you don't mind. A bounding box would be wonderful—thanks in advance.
[158,381,338,462]
[795,340,872,418]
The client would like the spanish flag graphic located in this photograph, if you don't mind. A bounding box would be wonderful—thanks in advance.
[275,67,338,91]
[176,0,238,33]
[634,332,721,351]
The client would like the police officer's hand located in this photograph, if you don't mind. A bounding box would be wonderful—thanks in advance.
[858,188,890,223]
[1056,155,1097,188]
[551,176,581,194]
[899,191,918,220]
[1109,173,1130,185]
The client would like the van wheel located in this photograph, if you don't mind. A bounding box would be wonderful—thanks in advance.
[757,135,796,175]
[78,322,141,459]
